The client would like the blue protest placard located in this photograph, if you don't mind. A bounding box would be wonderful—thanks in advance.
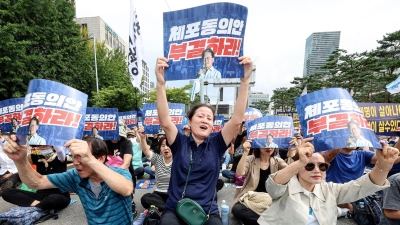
[119,111,137,130]
[247,116,294,149]
[0,98,24,133]
[17,79,88,146]
[358,103,400,136]
[295,88,380,152]
[143,103,185,134]
[244,108,263,121]
[212,115,225,133]
[163,2,248,81]
[84,108,119,141]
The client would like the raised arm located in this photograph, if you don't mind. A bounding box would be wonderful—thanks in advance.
[65,139,133,196]
[221,56,253,146]
[273,138,314,185]
[235,140,251,176]
[3,141,56,190]
[369,143,398,186]
[155,57,178,145]
[138,126,152,159]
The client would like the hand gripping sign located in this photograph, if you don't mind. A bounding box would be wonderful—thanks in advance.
[247,116,294,149]
[163,2,248,81]
[142,103,185,134]
[17,79,88,147]
[84,108,119,141]
[295,88,380,152]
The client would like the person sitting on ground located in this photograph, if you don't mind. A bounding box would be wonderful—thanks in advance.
[0,133,20,196]
[232,140,287,225]
[221,133,252,183]
[257,138,396,225]
[155,55,253,225]
[3,137,134,225]
[138,127,172,211]
[127,130,145,178]
[2,146,70,212]
[324,142,400,217]
[379,173,400,224]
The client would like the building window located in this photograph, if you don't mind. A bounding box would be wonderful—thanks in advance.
[105,30,108,44]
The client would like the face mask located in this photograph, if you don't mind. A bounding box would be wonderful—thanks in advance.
[41,149,53,156]
[129,137,137,143]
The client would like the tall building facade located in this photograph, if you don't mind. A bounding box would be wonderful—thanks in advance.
[141,61,150,96]
[75,16,150,98]
[76,16,128,54]
[303,31,340,77]
[248,91,269,106]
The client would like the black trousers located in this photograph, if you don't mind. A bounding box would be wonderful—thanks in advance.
[2,188,70,211]
[160,209,222,225]
[134,167,145,178]
[0,172,20,187]
[232,202,260,225]
[216,179,224,192]
[141,191,169,211]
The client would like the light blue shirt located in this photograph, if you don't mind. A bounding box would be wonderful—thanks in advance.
[94,135,104,140]
[347,136,373,148]
[265,142,278,148]
[198,66,222,80]
[28,133,46,145]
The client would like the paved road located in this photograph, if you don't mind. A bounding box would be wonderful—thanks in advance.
[0,175,356,225]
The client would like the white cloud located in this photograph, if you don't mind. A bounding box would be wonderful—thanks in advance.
[76,0,400,103]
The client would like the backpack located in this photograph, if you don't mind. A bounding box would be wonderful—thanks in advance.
[352,194,382,225]
[0,206,46,225]
[142,205,161,225]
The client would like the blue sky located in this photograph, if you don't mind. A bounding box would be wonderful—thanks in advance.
[76,0,400,104]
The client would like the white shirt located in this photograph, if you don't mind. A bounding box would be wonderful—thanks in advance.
[303,189,320,225]
[28,133,46,145]
[197,66,222,80]
[347,136,373,148]
[265,142,278,148]
[0,145,18,175]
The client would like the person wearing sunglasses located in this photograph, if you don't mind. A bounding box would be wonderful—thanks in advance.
[258,138,397,225]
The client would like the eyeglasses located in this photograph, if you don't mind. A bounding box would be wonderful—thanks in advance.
[304,162,330,172]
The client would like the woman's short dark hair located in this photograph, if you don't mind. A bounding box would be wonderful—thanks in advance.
[254,148,277,158]
[92,126,99,132]
[187,103,216,121]
[158,136,167,152]
[83,137,108,163]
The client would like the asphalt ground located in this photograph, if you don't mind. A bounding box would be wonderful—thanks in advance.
[0,166,357,225]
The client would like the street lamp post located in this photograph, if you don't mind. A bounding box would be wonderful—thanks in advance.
[93,35,99,94]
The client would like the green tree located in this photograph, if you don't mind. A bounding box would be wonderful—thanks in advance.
[0,0,90,99]
[146,84,193,105]
[91,85,145,111]
[249,100,270,114]
[370,30,400,102]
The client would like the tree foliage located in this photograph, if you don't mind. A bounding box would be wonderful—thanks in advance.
[0,0,144,112]
[0,0,89,99]
[271,30,400,112]
[249,100,270,115]
[146,85,193,105]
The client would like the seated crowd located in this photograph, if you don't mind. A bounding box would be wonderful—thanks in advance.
[0,56,399,225]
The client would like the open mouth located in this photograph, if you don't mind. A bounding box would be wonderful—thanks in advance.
[200,125,208,130]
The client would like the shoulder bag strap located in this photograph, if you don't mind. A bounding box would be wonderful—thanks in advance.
[181,148,193,200]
